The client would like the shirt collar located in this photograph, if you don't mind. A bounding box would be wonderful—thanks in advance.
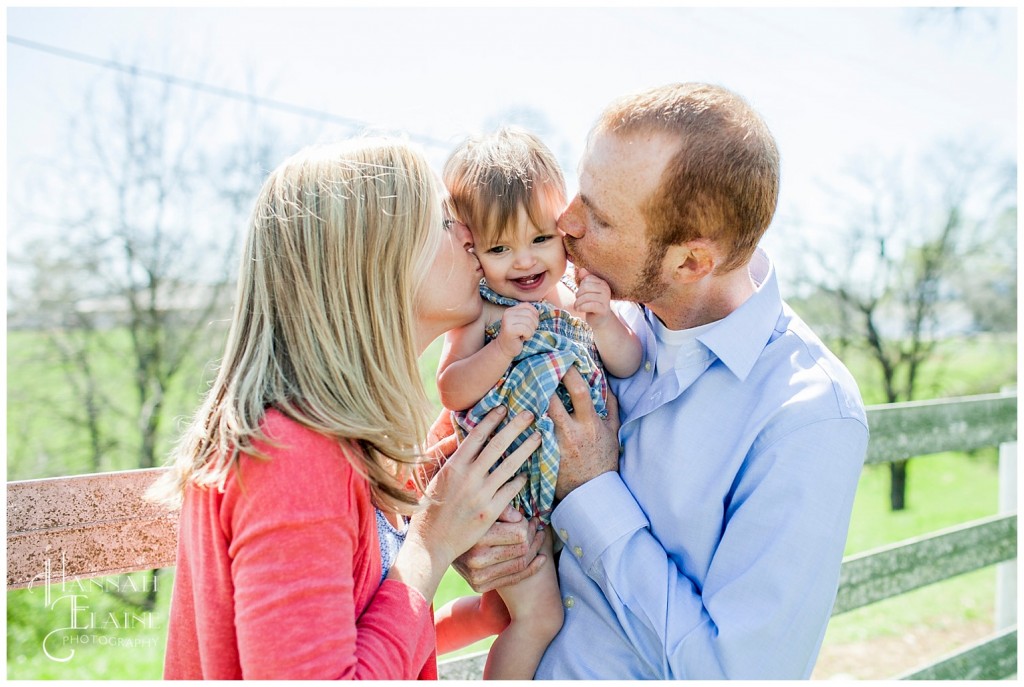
[696,248,781,382]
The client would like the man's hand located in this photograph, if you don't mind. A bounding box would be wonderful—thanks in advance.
[549,367,621,500]
[453,504,548,592]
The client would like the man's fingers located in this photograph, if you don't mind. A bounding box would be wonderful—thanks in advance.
[476,517,529,548]
[561,366,595,419]
[460,526,547,592]
[472,553,548,593]
[605,384,620,429]
[548,386,569,423]
[497,504,524,524]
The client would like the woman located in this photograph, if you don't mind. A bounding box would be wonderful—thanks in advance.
[153,138,544,679]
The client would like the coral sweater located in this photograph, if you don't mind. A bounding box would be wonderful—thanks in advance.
[164,409,438,679]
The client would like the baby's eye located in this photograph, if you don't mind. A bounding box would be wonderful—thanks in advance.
[487,245,510,255]
[533,235,555,244]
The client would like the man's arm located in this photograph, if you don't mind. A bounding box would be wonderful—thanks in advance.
[549,375,869,678]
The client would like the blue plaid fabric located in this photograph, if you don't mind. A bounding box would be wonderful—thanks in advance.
[451,281,608,523]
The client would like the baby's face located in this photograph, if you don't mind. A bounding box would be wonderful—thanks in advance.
[474,204,567,303]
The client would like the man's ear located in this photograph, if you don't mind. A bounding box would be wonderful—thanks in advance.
[666,239,717,283]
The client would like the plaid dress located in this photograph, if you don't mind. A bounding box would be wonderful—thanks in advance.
[451,281,608,524]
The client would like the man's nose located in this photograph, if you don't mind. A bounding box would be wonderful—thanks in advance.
[557,197,586,238]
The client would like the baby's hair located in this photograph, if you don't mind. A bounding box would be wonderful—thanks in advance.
[443,126,566,246]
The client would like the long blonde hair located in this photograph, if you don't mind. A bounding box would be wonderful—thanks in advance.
[154,138,441,512]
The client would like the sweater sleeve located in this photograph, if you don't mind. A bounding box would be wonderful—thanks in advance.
[222,420,435,679]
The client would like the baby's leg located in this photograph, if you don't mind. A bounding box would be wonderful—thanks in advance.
[483,532,562,679]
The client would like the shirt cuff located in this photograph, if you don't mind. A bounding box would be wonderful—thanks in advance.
[550,471,648,573]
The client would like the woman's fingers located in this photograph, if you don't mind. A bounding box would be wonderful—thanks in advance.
[471,409,534,467]
[486,431,540,488]
[449,405,507,463]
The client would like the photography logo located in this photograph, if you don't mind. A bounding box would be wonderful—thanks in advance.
[28,553,159,662]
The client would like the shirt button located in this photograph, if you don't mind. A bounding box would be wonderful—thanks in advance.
[573,545,583,558]
[559,528,569,541]
[644,361,652,372]
[563,596,575,609]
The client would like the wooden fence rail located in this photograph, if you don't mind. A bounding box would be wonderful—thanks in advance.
[6,392,1017,679]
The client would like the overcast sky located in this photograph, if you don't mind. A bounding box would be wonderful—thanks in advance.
[5,5,1018,273]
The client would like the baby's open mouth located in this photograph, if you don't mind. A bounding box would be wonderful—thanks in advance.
[513,273,544,287]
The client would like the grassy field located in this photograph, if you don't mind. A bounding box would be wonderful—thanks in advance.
[6,332,1016,678]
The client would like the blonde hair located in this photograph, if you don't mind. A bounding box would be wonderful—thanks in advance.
[153,138,441,512]
[443,126,566,245]
[597,83,779,272]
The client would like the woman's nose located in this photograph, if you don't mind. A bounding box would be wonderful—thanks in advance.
[557,197,586,238]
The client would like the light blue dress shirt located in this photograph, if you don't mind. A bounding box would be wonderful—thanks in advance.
[535,249,869,680]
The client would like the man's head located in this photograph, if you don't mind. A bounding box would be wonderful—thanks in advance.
[561,83,779,307]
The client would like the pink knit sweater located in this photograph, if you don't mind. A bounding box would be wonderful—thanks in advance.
[164,408,438,679]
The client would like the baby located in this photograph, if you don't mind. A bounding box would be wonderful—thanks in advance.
[436,126,642,679]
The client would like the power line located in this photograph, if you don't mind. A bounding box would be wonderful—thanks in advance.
[7,35,451,149]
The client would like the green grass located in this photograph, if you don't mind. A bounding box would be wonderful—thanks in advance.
[824,449,1002,646]
[7,570,172,680]
[5,330,1016,677]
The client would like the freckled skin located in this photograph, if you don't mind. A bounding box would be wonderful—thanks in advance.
[559,131,678,305]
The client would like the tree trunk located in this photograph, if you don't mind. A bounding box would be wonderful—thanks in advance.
[889,460,908,511]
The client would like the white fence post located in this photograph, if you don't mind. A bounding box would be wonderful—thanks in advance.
[995,386,1016,630]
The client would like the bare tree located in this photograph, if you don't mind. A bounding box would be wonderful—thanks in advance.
[785,141,1015,510]
[7,61,285,609]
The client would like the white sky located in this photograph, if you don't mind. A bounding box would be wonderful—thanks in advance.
[3,5,1019,273]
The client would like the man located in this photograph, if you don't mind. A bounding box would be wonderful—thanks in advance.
[456,83,869,679]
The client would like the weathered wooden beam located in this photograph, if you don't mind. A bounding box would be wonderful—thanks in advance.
[7,468,177,590]
[865,393,1017,465]
[898,627,1017,680]
[832,514,1017,616]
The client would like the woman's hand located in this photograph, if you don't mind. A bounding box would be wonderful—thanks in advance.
[388,406,540,600]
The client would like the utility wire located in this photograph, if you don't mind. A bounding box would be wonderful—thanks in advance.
[7,35,452,149]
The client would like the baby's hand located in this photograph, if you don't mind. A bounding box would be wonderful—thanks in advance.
[497,303,539,358]
[574,269,615,328]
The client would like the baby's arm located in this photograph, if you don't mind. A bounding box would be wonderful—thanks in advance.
[434,590,511,655]
[437,303,540,411]
[574,271,643,378]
